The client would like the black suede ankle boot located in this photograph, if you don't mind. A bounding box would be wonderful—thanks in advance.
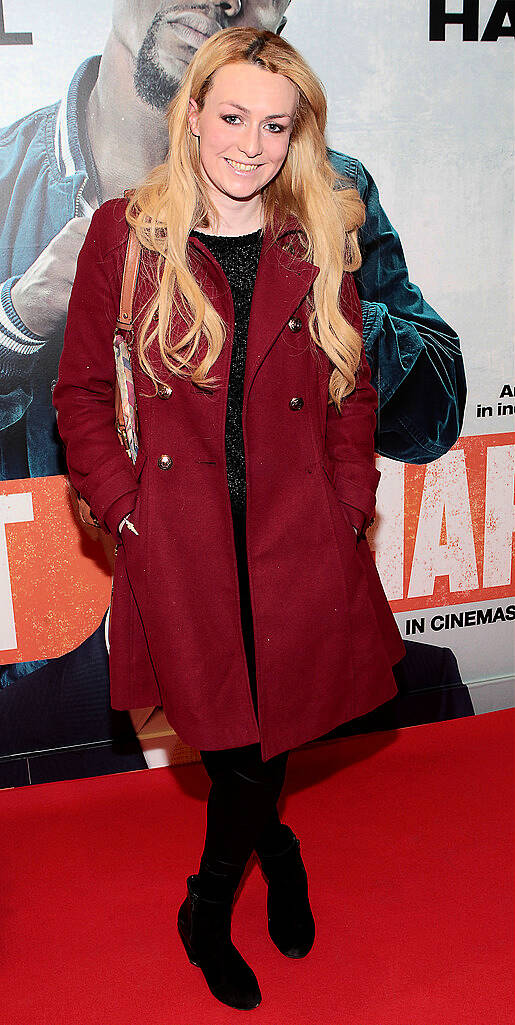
[177,870,262,1010]
[255,824,315,958]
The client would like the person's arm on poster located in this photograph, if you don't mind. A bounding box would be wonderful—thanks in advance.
[328,150,466,465]
[0,218,91,430]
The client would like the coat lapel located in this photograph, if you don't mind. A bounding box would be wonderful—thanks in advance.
[244,220,319,407]
[188,213,320,407]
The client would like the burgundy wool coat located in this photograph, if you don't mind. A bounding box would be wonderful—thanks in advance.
[53,197,405,761]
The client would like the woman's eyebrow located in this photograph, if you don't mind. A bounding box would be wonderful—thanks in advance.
[220,102,292,119]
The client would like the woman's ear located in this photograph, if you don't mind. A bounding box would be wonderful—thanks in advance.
[188,98,200,137]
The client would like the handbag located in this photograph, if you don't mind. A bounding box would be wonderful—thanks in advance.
[74,224,142,530]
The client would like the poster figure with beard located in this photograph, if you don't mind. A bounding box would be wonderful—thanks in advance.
[0,1,468,773]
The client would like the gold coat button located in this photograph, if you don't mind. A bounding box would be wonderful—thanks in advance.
[288,317,302,332]
[157,454,173,470]
[157,384,173,399]
[289,396,304,411]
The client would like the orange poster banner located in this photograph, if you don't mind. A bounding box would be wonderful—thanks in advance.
[0,476,113,665]
[370,433,515,613]
[1,432,514,665]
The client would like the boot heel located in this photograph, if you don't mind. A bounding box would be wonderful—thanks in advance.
[177,898,201,967]
[257,828,316,958]
[177,874,261,1010]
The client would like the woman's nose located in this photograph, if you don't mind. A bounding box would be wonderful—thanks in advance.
[239,124,262,158]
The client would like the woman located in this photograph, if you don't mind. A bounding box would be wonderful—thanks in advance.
[54,27,404,1011]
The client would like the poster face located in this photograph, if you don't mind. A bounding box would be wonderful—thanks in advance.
[0,0,513,776]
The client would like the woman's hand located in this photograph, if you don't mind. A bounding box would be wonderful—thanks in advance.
[118,514,139,537]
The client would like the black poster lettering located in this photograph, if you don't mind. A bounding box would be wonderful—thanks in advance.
[429,0,480,40]
[0,0,33,45]
[481,1,515,38]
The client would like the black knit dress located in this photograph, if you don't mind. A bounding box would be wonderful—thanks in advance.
[191,227,264,721]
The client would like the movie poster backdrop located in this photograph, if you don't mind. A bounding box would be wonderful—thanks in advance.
[0,0,513,777]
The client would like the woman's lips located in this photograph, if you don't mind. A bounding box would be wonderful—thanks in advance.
[225,158,262,174]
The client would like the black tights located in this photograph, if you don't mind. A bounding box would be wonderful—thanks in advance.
[197,510,289,879]
[198,741,289,874]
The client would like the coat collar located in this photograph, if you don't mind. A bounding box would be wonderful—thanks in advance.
[54,56,100,214]
[188,210,320,405]
[187,209,313,257]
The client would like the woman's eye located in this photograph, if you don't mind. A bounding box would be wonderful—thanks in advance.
[221,115,283,133]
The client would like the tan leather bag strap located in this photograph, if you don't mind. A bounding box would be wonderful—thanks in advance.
[116,227,141,333]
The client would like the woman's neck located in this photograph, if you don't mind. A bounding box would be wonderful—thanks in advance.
[200,197,264,237]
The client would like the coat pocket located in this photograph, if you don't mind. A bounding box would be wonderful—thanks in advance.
[133,445,148,482]
[122,447,148,543]
[320,454,358,543]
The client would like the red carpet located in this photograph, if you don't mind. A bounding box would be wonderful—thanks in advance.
[2,710,513,1024]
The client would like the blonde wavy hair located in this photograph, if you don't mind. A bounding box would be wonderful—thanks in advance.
[126,27,365,409]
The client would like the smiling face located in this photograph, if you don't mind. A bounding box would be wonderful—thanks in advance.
[187,62,298,220]
[113,1,292,110]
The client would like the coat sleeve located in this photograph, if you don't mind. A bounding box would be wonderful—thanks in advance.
[327,149,466,464]
[324,272,380,537]
[353,160,466,464]
[52,204,139,536]
[0,109,59,439]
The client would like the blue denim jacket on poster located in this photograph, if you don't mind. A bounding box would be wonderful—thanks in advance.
[0,57,466,689]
